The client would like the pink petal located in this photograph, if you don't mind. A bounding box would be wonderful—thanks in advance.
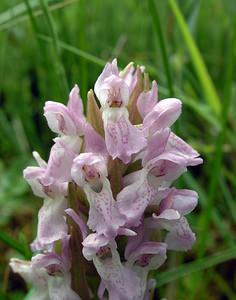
[48,274,80,300]
[166,132,203,166]
[42,138,77,185]
[82,233,110,261]
[137,80,158,119]
[104,109,147,163]
[65,208,88,240]
[165,217,196,251]
[142,98,182,136]
[98,75,130,107]
[93,247,141,300]
[85,178,125,237]
[159,188,198,216]
[9,258,47,287]
[94,59,119,102]
[117,170,159,227]
[68,84,84,118]
[142,128,170,166]
[71,152,107,187]
[152,209,181,230]
[44,101,77,135]
[67,84,85,134]
[83,123,107,157]
[36,197,68,247]
[127,241,167,271]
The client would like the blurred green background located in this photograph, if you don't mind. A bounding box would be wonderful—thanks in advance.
[0,0,236,299]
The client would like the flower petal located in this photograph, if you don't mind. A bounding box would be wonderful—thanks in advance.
[44,101,77,135]
[94,59,119,104]
[42,137,79,186]
[71,152,107,187]
[83,123,107,157]
[82,233,110,261]
[103,108,147,163]
[85,177,125,237]
[67,84,84,133]
[48,274,80,300]
[93,247,141,300]
[127,241,167,271]
[159,188,198,216]
[166,132,203,166]
[9,258,47,287]
[152,209,181,230]
[117,170,159,227]
[165,217,196,251]
[142,98,182,136]
[65,208,88,240]
[35,197,68,248]
[137,80,158,119]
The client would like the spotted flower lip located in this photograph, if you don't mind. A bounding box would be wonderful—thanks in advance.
[71,153,127,238]
[11,58,203,300]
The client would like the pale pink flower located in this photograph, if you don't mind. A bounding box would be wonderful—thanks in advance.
[71,153,126,238]
[94,59,146,163]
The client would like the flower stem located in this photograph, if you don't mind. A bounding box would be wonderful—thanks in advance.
[68,182,91,300]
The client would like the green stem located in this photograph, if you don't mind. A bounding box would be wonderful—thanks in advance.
[68,182,90,300]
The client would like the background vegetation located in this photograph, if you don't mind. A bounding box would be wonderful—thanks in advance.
[0,0,236,299]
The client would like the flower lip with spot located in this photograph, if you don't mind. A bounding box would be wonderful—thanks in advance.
[46,264,63,276]
[82,233,111,261]
[135,253,154,267]
[99,75,130,108]
[96,246,112,260]
[71,153,107,187]
[82,165,100,183]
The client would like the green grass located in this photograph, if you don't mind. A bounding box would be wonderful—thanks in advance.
[0,0,236,299]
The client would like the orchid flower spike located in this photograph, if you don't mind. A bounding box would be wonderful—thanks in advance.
[10,58,203,300]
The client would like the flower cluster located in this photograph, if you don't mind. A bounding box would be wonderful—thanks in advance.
[10,59,202,300]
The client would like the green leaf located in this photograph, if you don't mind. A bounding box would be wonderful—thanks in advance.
[197,15,236,257]
[156,247,236,287]
[0,0,77,31]
[168,0,221,115]
[39,0,69,96]
[148,0,174,97]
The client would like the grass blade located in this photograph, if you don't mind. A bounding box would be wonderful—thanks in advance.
[156,246,236,287]
[39,0,69,95]
[197,15,236,257]
[148,0,174,96]
[37,33,106,66]
[183,173,235,247]
[0,232,31,259]
[168,0,221,114]
[0,0,77,30]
